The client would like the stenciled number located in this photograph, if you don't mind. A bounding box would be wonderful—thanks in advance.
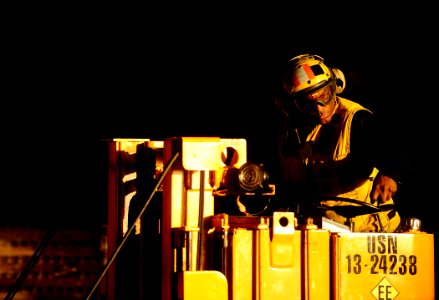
[348,254,417,275]
[398,255,417,275]
[388,255,398,274]
[399,255,407,274]
[346,254,361,274]
[408,255,417,275]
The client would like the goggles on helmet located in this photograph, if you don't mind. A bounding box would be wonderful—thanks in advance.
[294,81,336,113]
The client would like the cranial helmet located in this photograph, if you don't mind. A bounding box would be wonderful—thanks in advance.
[283,54,345,96]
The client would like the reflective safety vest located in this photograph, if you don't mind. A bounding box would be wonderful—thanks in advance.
[305,97,400,232]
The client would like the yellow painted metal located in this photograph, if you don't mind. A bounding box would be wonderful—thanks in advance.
[331,232,435,300]
[205,212,302,300]
[204,213,269,300]
[113,138,150,151]
[180,137,222,171]
[231,228,255,300]
[162,137,247,300]
[178,271,228,300]
[259,212,302,300]
[301,221,330,299]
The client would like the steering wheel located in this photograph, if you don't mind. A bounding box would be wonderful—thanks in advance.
[315,196,395,219]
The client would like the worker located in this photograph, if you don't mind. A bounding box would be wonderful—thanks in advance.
[272,54,411,232]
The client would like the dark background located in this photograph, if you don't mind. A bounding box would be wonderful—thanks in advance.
[3,7,437,235]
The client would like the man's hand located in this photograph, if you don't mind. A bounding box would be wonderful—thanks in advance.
[371,174,398,204]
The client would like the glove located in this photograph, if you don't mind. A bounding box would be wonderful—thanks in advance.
[297,141,313,160]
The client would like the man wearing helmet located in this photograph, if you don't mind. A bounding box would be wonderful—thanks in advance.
[273,54,409,232]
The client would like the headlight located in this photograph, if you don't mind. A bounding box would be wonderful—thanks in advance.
[221,162,270,194]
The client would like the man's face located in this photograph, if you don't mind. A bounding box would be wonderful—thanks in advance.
[294,84,337,124]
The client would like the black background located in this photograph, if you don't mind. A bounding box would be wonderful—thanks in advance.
[3,6,437,235]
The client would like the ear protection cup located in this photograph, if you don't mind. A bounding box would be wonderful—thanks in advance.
[332,68,346,94]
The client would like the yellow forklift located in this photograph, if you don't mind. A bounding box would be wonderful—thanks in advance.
[97,137,435,300]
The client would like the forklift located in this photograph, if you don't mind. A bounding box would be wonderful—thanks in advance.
[99,136,434,300]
